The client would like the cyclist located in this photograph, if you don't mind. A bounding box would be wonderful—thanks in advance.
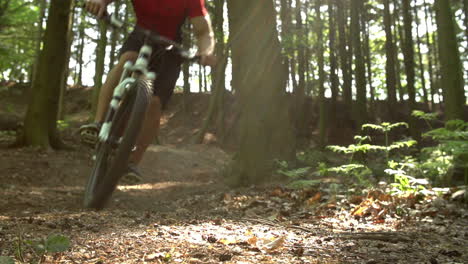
[81,0,216,182]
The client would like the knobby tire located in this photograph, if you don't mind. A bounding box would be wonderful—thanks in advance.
[84,79,151,209]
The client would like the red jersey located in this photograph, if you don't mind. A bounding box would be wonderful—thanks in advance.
[132,0,208,41]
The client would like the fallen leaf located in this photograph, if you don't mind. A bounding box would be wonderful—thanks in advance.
[257,236,286,253]
[247,236,258,246]
[219,237,237,245]
[305,192,322,206]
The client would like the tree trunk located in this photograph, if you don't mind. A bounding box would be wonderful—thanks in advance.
[423,0,435,109]
[75,8,86,86]
[336,0,352,111]
[394,1,405,103]
[464,0,468,42]
[435,0,466,120]
[91,21,108,117]
[227,0,295,185]
[315,0,327,147]
[351,0,367,128]
[413,2,429,108]
[362,0,374,118]
[402,0,418,137]
[280,0,291,92]
[294,0,307,138]
[182,23,192,114]
[31,0,47,85]
[383,0,397,119]
[22,0,75,148]
[328,0,339,132]
[108,0,121,71]
[58,1,76,120]
[194,0,227,143]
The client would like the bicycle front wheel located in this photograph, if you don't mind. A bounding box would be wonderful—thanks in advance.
[84,79,151,209]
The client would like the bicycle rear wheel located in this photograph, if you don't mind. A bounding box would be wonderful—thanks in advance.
[84,79,151,209]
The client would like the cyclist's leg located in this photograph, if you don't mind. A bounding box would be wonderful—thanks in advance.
[94,51,138,122]
[94,29,145,122]
[128,52,182,165]
[128,95,163,165]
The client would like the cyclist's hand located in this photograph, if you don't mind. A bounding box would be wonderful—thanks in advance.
[85,0,107,18]
[199,54,217,67]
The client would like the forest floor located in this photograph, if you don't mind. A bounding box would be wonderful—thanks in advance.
[0,86,467,263]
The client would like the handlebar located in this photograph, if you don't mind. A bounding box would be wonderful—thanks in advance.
[102,13,200,62]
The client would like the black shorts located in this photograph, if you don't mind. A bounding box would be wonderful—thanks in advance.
[120,28,182,109]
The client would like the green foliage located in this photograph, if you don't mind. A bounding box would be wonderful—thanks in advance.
[56,120,70,131]
[15,233,71,263]
[386,159,429,195]
[362,122,408,133]
[275,160,311,179]
[0,256,15,264]
[325,121,418,187]
[419,119,468,185]
[327,163,373,186]
[287,179,321,189]
[328,122,416,163]
[0,0,40,80]
[412,110,438,129]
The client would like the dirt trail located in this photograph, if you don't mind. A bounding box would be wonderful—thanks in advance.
[1,88,467,263]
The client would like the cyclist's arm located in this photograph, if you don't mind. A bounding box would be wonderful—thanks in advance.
[190,15,216,66]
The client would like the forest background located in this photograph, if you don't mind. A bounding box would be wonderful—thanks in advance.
[0,0,467,262]
[0,0,467,186]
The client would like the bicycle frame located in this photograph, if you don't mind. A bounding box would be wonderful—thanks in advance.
[98,44,156,143]
[95,14,197,144]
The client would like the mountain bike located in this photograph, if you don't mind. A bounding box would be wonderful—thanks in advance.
[83,15,198,209]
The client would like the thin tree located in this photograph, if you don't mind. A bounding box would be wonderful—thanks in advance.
[316,0,327,147]
[402,0,418,138]
[91,20,108,116]
[336,0,352,111]
[328,0,339,131]
[195,0,228,143]
[351,0,367,127]
[423,0,435,109]
[383,0,398,119]
[31,0,47,85]
[108,0,121,70]
[294,0,308,138]
[413,2,429,108]
[362,0,374,117]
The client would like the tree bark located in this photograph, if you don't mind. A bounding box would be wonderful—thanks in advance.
[75,8,86,86]
[108,0,121,71]
[294,0,308,138]
[423,0,435,109]
[435,0,466,120]
[383,0,397,118]
[413,2,429,108]
[328,0,339,132]
[351,0,367,128]
[195,0,227,143]
[464,0,468,42]
[22,0,75,148]
[402,0,418,138]
[227,0,295,185]
[316,0,327,147]
[336,0,352,111]
[31,0,47,85]
[91,21,108,117]
[362,0,374,118]
[58,1,76,120]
